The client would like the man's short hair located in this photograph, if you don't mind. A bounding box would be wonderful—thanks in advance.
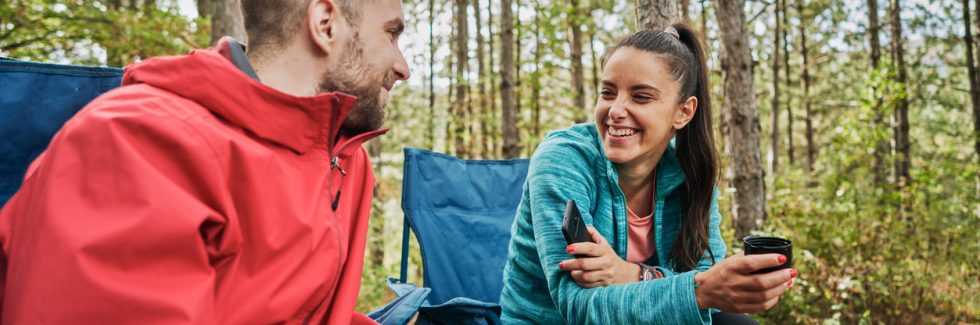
[240,0,373,51]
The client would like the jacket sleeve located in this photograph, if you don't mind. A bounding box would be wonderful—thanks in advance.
[0,100,232,324]
[526,139,711,325]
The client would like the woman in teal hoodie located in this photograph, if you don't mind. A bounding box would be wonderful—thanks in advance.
[499,24,797,324]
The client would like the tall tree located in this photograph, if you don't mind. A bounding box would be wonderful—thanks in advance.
[797,0,815,174]
[768,0,782,180]
[501,0,519,158]
[968,0,980,159]
[681,0,690,19]
[453,0,469,158]
[569,0,587,122]
[636,0,680,30]
[868,0,888,187]
[716,0,767,239]
[427,0,436,149]
[889,0,911,205]
[207,0,245,44]
[473,0,489,157]
[531,0,543,142]
[487,0,500,158]
[783,0,794,166]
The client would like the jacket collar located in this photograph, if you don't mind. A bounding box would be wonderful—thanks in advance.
[121,38,374,154]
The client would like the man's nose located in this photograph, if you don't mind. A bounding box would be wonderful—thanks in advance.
[393,49,411,81]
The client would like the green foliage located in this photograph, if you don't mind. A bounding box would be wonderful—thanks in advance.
[1,0,208,66]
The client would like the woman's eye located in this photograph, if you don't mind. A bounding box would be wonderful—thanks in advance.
[633,94,653,102]
[600,90,615,98]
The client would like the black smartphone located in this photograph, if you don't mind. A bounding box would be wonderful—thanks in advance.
[562,200,592,246]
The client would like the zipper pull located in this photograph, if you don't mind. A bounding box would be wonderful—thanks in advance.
[332,189,342,211]
[331,156,347,175]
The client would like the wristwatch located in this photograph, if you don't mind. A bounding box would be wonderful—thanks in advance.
[637,263,662,281]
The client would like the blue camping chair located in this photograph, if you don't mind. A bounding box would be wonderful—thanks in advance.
[0,59,123,208]
[369,148,529,325]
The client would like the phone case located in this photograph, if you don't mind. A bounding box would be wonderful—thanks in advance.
[562,200,592,245]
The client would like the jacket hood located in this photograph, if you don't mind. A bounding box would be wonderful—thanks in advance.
[121,38,359,154]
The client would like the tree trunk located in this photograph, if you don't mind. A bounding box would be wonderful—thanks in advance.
[210,0,246,45]
[569,0,587,123]
[453,0,469,158]
[427,0,436,149]
[968,0,980,160]
[868,0,887,187]
[501,0,519,158]
[636,0,680,30]
[796,0,815,175]
[768,0,781,181]
[681,0,690,19]
[716,0,767,239]
[532,0,543,143]
[488,0,499,158]
[474,0,489,158]
[783,0,794,166]
[889,0,911,208]
[700,0,708,35]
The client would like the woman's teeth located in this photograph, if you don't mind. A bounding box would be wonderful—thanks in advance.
[609,127,637,137]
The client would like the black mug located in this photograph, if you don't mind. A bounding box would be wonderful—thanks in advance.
[742,236,792,274]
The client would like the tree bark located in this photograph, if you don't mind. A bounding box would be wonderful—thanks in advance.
[716,0,767,239]
[968,0,980,160]
[453,0,469,158]
[532,0,543,142]
[783,0,794,166]
[768,0,782,181]
[474,0,488,158]
[569,0,587,123]
[210,0,246,45]
[796,0,815,175]
[427,0,436,149]
[681,0,690,19]
[889,0,911,205]
[868,0,888,187]
[488,0,499,158]
[501,0,519,158]
[636,0,680,30]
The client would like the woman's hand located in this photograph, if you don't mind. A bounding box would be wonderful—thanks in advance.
[557,227,640,288]
[694,252,797,313]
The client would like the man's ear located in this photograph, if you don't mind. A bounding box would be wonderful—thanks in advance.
[308,0,342,55]
[673,96,698,129]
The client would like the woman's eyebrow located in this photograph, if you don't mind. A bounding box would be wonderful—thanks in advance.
[629,83,662,95]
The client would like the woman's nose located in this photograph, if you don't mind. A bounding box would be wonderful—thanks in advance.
[608,100,629,120]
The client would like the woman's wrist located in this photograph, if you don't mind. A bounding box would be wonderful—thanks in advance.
[694,271,712,309]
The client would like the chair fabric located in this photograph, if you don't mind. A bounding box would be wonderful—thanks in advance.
[0,60,122,207]
[371,147,528,325]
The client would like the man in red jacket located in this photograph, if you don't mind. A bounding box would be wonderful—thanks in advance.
[0,0,409,324]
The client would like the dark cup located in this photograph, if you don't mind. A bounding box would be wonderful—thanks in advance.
[742,236,792,274]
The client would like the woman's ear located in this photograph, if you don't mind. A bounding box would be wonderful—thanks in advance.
[673,95,698,129]
[308,0,342,55]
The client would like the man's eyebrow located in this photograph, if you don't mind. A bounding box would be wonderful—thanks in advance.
[384,18,405,34]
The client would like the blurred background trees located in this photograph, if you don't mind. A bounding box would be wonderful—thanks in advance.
[2,0,977,323]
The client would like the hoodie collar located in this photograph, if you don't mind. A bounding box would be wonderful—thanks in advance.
[121,38,368,154]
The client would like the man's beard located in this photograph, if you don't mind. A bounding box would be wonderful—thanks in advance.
[318,34,393,136]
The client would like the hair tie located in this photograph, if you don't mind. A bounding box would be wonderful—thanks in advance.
[664,26,679,39]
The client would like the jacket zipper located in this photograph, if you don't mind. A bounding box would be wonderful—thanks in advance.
[302,128,387,324]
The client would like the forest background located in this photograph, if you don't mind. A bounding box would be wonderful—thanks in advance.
[2,0,978,323]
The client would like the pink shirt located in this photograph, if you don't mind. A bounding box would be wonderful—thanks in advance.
[626,195,657,264]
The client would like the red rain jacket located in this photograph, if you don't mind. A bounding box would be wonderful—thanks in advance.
[0,40,384,324]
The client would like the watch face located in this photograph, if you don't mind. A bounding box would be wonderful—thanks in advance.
[643,268,655,280]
